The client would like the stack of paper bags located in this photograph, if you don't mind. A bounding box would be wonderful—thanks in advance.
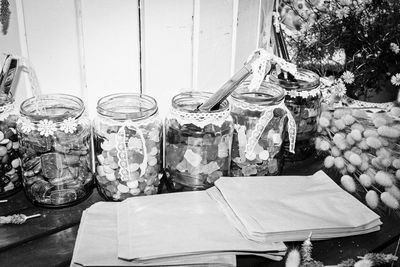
[72,170,381,266]
[71,192,286,267]
[207,170,382,242]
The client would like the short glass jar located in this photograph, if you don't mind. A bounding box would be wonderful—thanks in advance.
[230,81,296,176]
[270,69,321,161]
[17,94,93,207]
[165,91,233,191]
[93,93,162,201]
[0,94,22,198]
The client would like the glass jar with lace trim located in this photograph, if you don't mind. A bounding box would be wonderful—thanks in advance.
[94,93,162,201]
[17,94,93,207]
[270,69,321,161]
[165,91,233,191]
[0,94,22,198]
[230,81,296,176]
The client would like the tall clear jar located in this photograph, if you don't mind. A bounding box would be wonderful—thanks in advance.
[0,94,22,198]
[270,69,321,161]
[230,81,296,176]
[93,93,162,201]
[17,94,93,207]
[165,91,233,191]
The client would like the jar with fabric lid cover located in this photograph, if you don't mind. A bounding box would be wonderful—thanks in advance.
[93,93,162,201]
[165,91,233,191]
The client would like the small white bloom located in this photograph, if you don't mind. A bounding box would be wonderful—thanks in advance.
[390,43,399,54]
[391,73,400,86]
[59,117,78,134]
[335,7,350,19]
[17,117,35,134]
[341,71,355,84]
[334,80,347,97]
[332,49,346,66]
[37,119,57,137]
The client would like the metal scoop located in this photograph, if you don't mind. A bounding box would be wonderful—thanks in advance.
[197,51,261,112]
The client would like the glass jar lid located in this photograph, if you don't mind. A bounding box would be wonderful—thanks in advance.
[20,94,84,122]
[97,93,158,121]
[231,81,285,107]
[269,68,320,91]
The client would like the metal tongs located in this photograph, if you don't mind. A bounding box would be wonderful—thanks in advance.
[197,51,262,112]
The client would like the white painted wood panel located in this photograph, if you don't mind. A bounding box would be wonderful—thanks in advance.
[20,0,82,98]
[1,0,276,116]
[80,0,141,114]
[196,0,234,93]
[141,0,194,115]
[234,0,261,73]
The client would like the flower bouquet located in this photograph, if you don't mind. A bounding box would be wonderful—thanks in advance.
[276,0,400,103]
[316,103,400,212]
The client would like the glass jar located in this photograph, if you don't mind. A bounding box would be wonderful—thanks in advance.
[93,93,162,201]
[17,94,93,207]
[270,69,321,161]
[165,91,233,191]
[230,81,296,176]
[0,94,22,198]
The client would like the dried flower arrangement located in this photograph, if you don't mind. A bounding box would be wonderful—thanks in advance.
[276,0,400,102]
[285,234,398,267]
[0,0,10,35]
[316,103,400,212]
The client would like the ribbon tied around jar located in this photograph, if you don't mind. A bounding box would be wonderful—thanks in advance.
[245,101,296,158]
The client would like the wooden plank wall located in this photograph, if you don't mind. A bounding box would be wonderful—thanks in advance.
[1,0,274,115]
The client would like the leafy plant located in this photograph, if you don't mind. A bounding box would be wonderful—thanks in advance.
[277,0,400,102]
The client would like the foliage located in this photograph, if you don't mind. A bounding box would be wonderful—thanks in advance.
[278,0,400,101]
[285,235,398,267]
[0,0,10,35]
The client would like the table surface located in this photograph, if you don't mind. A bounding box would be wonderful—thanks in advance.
[0,155,399,267]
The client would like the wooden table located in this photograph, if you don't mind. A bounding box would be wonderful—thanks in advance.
[0,156,399,267]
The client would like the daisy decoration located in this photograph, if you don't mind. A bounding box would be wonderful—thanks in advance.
[17,117,35,134]
[37,119,57,137]
[60,117,78,134]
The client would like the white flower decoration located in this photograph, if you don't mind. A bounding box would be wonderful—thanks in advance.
[335,7,350,19]
[332,49,346,66]
[299,91,309,98]
[341,71,355,84]
[17,117,35,134]
[37,119,57,137]
[59,117,78,134]
[334,80,347,97]
[391,73,400,86]
[390,43,399,54]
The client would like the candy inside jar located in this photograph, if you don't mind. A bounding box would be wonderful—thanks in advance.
[17,94,93,207]
[0,94,22,198]
[230,81,296,176]
[270,69,321,161]
[165,91,233,191]
[94,93,162,201]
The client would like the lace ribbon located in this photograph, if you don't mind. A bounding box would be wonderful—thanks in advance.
[169,106,231,128]
[116,121,148,182]
[238,101,297,156]
[246,49,307,93]
[100,114,159,182]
